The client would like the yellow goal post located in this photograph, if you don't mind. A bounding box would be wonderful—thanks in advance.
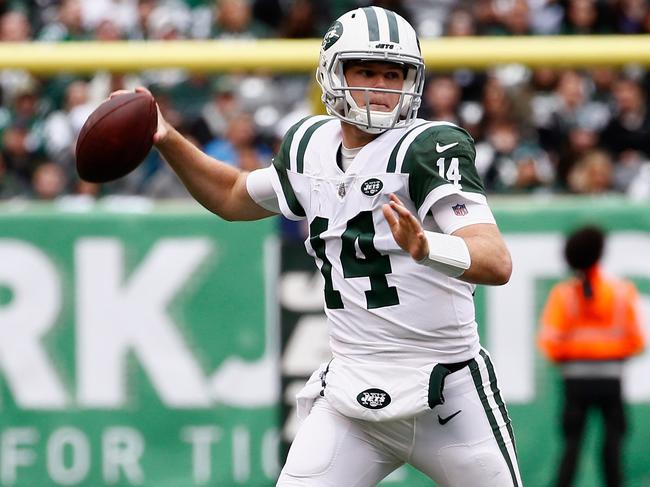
[1,36,650,74]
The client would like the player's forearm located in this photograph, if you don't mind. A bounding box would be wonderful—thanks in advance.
[458,232,512,285]
[155,126,250,219]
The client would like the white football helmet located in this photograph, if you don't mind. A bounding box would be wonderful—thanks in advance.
[316,7,425,134]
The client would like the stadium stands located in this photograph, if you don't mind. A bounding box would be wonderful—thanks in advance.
[1,0,649,200]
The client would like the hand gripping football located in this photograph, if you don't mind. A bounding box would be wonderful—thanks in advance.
[75,92,158,183]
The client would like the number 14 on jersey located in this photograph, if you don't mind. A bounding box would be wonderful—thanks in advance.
[436,157,462,188]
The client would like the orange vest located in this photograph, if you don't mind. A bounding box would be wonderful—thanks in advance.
[538,267,645,362]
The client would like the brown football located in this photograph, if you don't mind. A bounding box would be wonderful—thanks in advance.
[75,92,157,183]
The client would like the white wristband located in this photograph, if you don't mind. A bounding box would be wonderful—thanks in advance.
[417,231,471,277]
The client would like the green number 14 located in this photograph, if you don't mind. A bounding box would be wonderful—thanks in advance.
[309,211,399,310]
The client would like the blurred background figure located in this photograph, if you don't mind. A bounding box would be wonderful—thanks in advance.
[209,0,269,39]
[31,160,66,199]
[37,0,87,41]
[566,149,613,194]
[475,120,554,193]
[203,111,271,170]
[538,225,646,487]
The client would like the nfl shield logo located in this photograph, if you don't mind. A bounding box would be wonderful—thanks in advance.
[452,203,468,216]
[337,182,346,198]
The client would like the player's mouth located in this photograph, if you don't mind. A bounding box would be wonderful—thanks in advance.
[368,102,391,111]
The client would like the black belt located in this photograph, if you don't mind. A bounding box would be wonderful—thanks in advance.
[440,359,473,373]
[428,359,472,409]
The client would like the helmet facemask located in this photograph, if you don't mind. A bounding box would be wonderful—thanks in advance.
[333,54,424,134]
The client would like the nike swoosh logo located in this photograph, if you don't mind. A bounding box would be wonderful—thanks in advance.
[438,409,462,425]
[436,142,459,153]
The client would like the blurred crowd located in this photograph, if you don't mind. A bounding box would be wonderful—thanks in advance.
[1,0,650,202]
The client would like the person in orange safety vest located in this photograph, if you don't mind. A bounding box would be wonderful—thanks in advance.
[538,225,645,487]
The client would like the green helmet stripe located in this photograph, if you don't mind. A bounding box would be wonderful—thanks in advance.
[386,10,400,43]
[362,7,380,42]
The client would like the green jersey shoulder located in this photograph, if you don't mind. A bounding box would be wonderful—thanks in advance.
[388,123,486,211]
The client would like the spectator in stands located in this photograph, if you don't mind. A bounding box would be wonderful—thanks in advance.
[255,0,331,36]
[0,151,28,198]
[529,68,560,129]
[31,160,66,199]
[614,0,647,34]
[277,0,327,38]
[529,0,564,35]
[0,9,31,41]
[445,7,476,36]
[37,0,87,41]
[419,75,462,124]
[0,80,46,186]
[600,76,650,161]
[94,17,123,41]
[538,224,645,487]
[479,75,530,137]
[190,75,240,146]
[556,118,601,189]
[3,0,650,200]
[475,120,554,193]
[0,10,35,109]
[472,0,501,35]
[210,0,269,39]
[203,111,271,170]
[589,67,617,103]
[537,70,607,163]
[79,0,139,37]
[42,80,93,170]
[561,0,612,34]
[567,149,614,194]
[404,0,456,37]
[128,0,157,40]
[490,0,532,36]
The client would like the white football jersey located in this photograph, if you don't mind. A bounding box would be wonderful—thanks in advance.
[254,116,497,366]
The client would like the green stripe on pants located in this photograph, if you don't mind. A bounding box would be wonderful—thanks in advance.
[469,357,519,487]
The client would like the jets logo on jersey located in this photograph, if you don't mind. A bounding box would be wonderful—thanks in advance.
[361,178,383,196]
[357,388,391,409]
[322,21,343,51]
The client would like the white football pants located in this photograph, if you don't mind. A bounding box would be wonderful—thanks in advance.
[277,350,522,487]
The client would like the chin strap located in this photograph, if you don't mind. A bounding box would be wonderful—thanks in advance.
[417,231,471,278]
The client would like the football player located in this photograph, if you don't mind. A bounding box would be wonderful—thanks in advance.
[124,6,522,486]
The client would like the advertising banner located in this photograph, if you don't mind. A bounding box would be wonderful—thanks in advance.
[1,198,649,486]
[0,205,278,487]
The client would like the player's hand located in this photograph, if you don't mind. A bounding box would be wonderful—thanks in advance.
[108,87,170,145]
[382,193,429,261]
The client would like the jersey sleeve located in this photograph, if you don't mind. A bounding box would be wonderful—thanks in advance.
[401,125,487,221]
[246,166,281,213]
[267,117,311,220]
[430,196,496,235]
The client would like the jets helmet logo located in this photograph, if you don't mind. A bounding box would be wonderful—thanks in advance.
[357,388,391,409]
[322,21,343,51]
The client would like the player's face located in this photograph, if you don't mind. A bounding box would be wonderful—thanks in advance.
[344,62,405,112]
